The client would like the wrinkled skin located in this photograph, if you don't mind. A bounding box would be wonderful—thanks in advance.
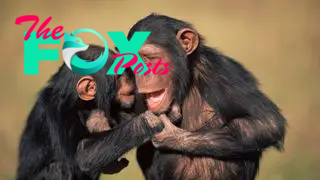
[136,44,174,113]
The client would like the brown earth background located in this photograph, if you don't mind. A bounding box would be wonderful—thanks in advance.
[0,0,319,179]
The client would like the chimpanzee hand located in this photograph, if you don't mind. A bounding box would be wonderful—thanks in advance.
[100,158,129,174]
[76,138,129,175]
[151,114,187,149]
[142,110,163,130]
[142,103,182,135]
[86,109,111,133]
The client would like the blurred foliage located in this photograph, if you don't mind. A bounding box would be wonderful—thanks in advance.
[0,0,319,179]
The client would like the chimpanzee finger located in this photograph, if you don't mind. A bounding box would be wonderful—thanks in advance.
[101,158,129,174]
[143,110,162,129]
[159,114,175,128]
[119,158,129,167]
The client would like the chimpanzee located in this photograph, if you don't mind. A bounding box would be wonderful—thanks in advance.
[16,44,179,180]
[126,13,287,180]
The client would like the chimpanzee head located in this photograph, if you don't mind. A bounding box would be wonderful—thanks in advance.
[114,67,136,108]
[127,13,201,113]
[75,45,136,110]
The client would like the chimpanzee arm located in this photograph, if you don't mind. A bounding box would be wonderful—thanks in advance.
[46,109,75,164]
[152,102,286,159]
[75,111,164,174]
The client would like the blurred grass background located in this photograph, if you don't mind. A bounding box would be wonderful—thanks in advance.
[0,0,319,179]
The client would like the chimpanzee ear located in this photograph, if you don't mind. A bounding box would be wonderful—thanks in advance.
[176,28,199,55]
[76,76,96,101]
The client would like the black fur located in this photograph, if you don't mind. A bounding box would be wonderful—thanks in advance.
[16,45,162,180]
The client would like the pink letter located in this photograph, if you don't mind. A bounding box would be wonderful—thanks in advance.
[113,57,125,74]
[36,17,52,39]
[134,63,144,74]
[112,53,139,74]
[51,26,64,40]
[152,58,165,74]
[15,15,40,41]
[161,62,172,75]
[143,62,153,75]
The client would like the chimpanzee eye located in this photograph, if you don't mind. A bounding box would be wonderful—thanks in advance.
[141,56,151,63]
[147,56,159,62]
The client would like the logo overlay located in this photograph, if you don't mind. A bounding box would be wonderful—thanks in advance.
[62,29,109,75]
[15,15,171,75]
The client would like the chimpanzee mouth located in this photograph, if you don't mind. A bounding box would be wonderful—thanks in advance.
[144,89,167,111]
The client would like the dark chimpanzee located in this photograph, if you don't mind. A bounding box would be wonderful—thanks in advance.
[127,14,287,180]
[16,44,179,180]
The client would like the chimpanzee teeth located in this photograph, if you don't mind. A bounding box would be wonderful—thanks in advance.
[146,90,166,104]
[148,96,162,103]
[145,89,164,99]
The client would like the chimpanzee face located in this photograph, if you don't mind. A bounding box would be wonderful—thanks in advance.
[134,28,199,114]
[135,44,174,113]
[74,46,137,110]
[76,71,136,109]
[115,71,136,108]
